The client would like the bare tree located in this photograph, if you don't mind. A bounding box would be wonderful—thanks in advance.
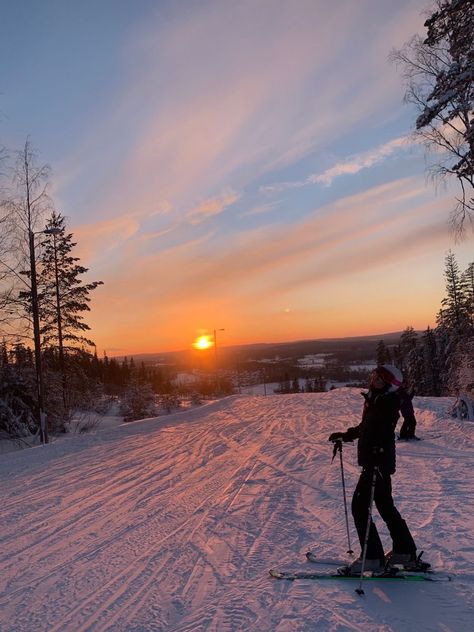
[390,0,474,236]
[0,139,52,338]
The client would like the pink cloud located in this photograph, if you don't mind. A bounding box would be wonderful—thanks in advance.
[185,190,239,224]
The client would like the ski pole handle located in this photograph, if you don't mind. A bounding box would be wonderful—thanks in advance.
[331,439,342,462]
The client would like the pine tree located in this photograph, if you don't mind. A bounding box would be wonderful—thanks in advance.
[461,262,474,328]
[445,334,474,395]
[406,343,426,393]
[437,251,470,332]
[91,349,102,381]
[422,326,442,395]
[399,326,418,373]
[122,357,131,385]
[376,340,390,365]
[436,252,474,393]
[120,380,157,422]
[277,373,291,394]
[0,363,37,439]
[1,340,8,367]
[38,212,103,351]
[314,375,326,392]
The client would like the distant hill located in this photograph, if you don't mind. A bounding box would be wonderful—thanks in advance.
[114,331,409,365]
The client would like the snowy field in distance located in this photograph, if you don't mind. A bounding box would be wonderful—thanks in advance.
[0,388,473,631]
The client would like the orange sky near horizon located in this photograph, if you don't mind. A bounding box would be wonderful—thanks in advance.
[79,176,473,356]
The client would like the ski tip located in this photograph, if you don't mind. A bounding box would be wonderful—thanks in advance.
[269,569,296,581]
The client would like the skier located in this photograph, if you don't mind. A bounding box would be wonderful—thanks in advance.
[328,364,419,573]
[397,384,419,440]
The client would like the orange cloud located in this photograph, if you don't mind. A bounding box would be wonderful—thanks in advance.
[185,190,239,224]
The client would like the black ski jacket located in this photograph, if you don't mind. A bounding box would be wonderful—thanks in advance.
[398,386,416,422]
[344,388,400,474]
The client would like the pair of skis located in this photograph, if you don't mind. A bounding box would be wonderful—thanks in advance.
[269,551,451,583]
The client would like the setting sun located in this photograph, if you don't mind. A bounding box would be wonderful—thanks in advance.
[193,335,213,350]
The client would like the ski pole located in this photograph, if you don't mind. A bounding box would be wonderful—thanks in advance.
[355,465,378,596]
[332,439,354,556]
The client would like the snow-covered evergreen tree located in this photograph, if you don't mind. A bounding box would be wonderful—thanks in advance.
[391,0,474,233]
[0,363,37,440]
[422,326,442,396]
[437,251,470,332]
[461,261,474,327]
[120,381,157,422]
[436,252,474,393]
[449,337,474,395]
[397,326,418,376]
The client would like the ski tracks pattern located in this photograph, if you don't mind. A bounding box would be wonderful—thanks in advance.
[1,390,473,630]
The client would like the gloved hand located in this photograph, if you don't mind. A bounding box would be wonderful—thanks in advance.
[328,431,347,442]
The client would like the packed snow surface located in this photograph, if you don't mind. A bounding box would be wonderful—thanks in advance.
[1,389,473,631]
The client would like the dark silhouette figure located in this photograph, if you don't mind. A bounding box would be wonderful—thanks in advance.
[329,365,418,572]
[398,385,419,440]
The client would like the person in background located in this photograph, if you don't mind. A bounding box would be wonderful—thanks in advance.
[397,383,420,440]
[328,364,419,573]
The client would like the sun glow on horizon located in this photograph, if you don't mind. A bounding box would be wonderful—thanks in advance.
[193,335,214,350]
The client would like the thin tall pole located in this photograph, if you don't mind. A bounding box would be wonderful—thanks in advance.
[213,328,224,394]
[214,328,218,393]
[29,230,48,444]
[332,440,353,555]
[52,233,67,411]
[338,442,353,555]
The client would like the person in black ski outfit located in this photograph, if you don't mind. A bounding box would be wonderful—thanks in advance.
[397,385,419,440]
[328,364,418,573]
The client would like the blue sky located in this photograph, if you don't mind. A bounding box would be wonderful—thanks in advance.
[1,0,472,354]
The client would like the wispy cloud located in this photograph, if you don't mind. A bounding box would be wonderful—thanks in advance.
[185,190,239,224]
[240,202,278,218]
[161,178,434,299]
[73,215,142,261]
[261,136,413,193]
[98,177,438,305]
[58,0,422,224]
[311,136,412,186]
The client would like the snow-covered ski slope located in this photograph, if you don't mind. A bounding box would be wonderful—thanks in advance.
[1,389,473,631]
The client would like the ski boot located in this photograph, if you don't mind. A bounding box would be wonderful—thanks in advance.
[385,550,431,572]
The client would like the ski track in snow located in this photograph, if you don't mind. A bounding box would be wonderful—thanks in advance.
[0,389,473,631]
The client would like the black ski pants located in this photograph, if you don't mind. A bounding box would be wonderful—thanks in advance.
[399,414,417,439]
[351,467,416,561]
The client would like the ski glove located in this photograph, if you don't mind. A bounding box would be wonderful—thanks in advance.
[328,431,351,442]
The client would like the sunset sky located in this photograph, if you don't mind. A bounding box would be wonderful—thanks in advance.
[1,0,472,355]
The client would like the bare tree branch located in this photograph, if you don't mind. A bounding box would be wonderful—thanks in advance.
[391,0,474,236]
